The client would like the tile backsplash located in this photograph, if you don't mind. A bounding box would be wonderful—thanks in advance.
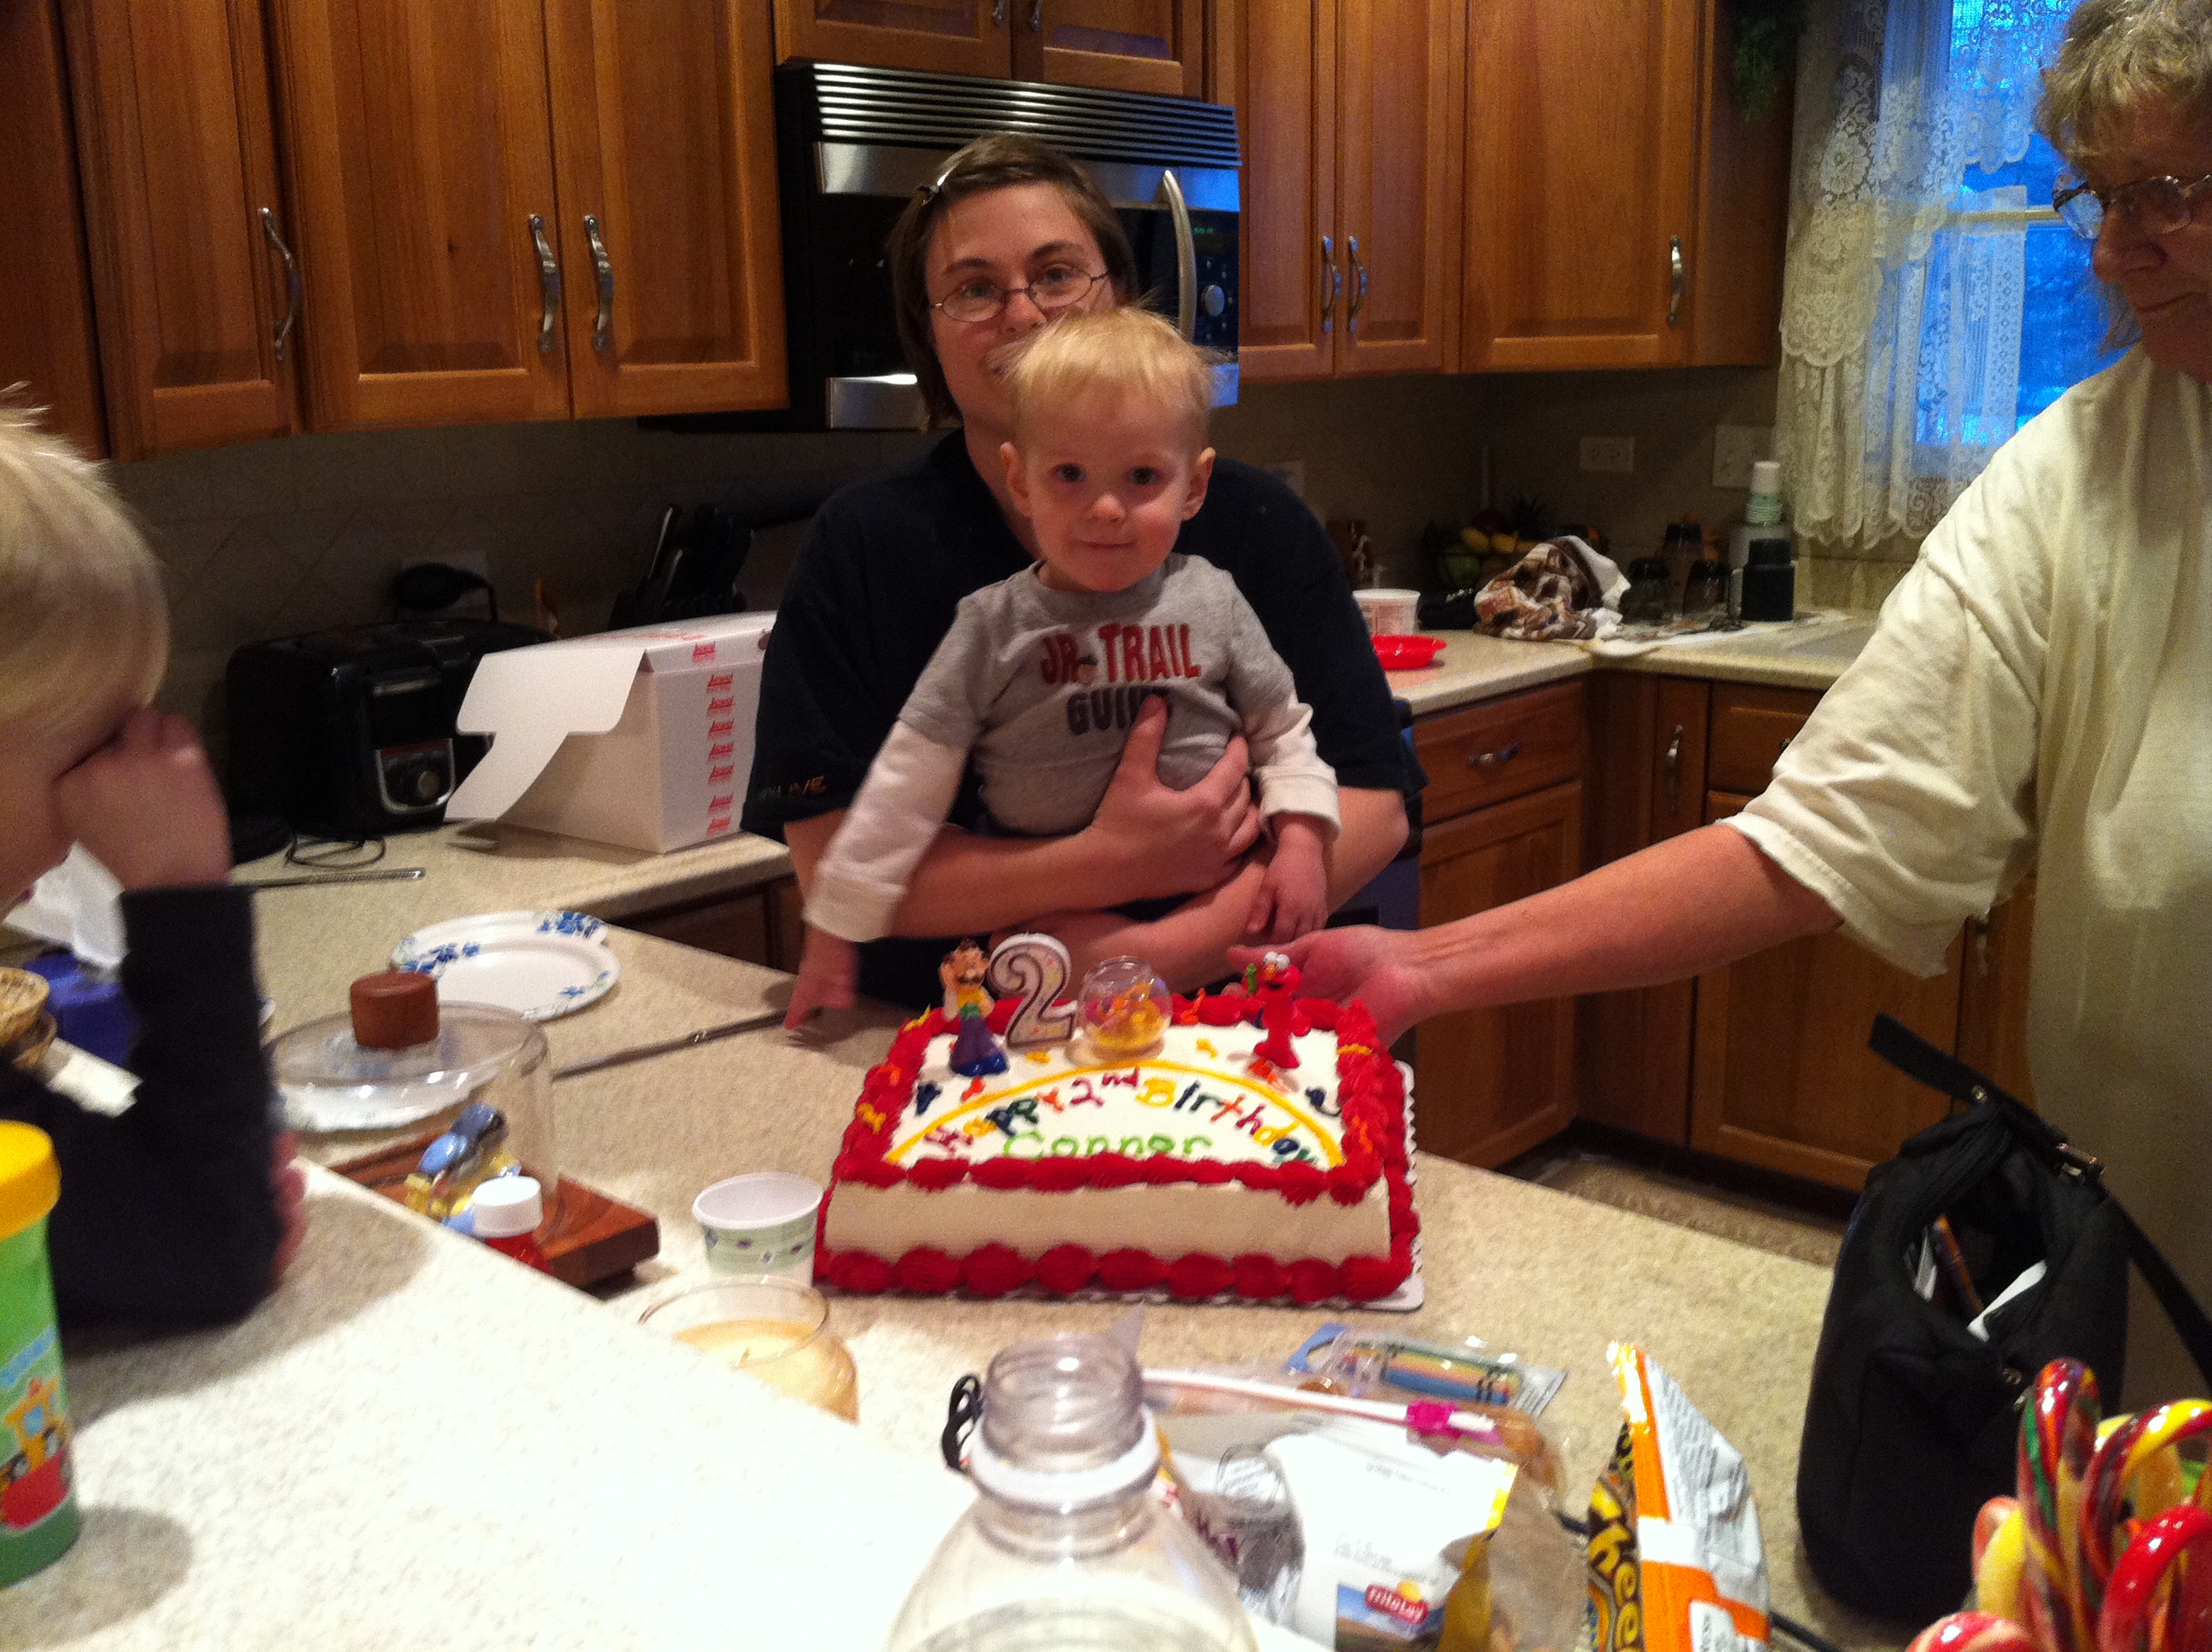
[114,365,1818,753]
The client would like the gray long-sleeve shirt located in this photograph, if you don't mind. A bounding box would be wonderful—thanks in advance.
[808,555,1338,942]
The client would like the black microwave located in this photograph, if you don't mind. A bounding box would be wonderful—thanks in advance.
[766,60,1241,430]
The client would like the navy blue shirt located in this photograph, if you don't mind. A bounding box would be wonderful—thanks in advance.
[744,433,1423,1009]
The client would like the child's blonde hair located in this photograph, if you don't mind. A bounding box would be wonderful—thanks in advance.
[0,402,168,744]
[1004,308,1216,448]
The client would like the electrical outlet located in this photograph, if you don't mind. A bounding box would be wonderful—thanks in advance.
[1712,424,1773,489]
[1579,436,1634,474]
[1260,459,1307,501]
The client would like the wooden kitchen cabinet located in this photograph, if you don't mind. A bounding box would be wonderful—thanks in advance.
[1417,781,1583,1167]
[1458,0,1790,370]
[1211,0,1461,382]
[60,0,299,457]
[544,0,787,418]
[1412,682,1585,1168]
[772,1,1202,96]
[269,0,787,431]
[627,875,805,973]
[1575,673,1709,1140]
[1,0,106,459]
[1692,789,1963,1189]
[1957,876,2038,1106]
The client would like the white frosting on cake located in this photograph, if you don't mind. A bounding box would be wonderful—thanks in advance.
[824,1018,1400,1275]
[883,1022,1351,1171]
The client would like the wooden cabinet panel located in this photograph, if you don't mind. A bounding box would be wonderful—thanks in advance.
[1575,674,1708,1139]
[1691,789,1963,1189]
[1,0,107,458]
[1685,0,1791,364]
[1212,0,1335,382]
[1029,0,1202,96]
[773,0,1010,79]
[271,0,571,430]
[1416,782,1581,1167]
[1706,683,1819,794]
[1333,0,1461,375]
[61,0,294,456]
[1413,681,1585,824]
[1958,876,2038,1106]
[1460,0,1699,369]
[544,0,788,417]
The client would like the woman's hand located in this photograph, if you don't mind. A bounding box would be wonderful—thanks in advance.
[271,1132,307,1283]
[1080,696,1261,904]
[55,709,231,891]
[1229,926,1434,1044]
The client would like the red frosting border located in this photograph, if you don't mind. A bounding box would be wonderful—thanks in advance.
[816,992,1418,1302]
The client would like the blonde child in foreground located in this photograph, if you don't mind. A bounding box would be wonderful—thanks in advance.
[786,308,1341,1026]
[0,404,302,1322]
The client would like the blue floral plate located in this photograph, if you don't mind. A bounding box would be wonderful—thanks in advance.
[391,910,620,1021]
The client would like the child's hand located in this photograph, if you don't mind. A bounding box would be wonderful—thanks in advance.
[1244,815,1331,944]
[784,926,861,1030]
[54,709,231,890]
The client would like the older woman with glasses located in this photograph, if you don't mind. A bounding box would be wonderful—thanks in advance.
[746,135,1417,1013]
[1258,0,2212,1399]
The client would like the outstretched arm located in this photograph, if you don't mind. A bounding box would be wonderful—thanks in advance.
[1236,823,1840,1043]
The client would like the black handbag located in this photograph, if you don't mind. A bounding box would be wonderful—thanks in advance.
[1796,1015,2212,1623]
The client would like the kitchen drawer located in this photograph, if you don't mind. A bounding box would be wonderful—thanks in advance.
[1707,684,1821,794]
[1414,681,1585,824]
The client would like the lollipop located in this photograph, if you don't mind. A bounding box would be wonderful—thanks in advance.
[1908,1610,2040,1652]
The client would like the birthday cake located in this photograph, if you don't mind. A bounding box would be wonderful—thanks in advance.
[817,958,1417,1303]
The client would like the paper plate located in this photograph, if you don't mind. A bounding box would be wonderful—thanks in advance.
[392,910,620,1021]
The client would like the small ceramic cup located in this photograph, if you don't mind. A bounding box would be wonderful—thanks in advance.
[694,1172,824,1282]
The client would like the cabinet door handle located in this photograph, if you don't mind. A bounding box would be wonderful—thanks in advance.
[1319,236,1339,334]
[1664,727,1684,813]
[1467,740,1519,773]
[1347,235,1368,331]
[1029,0,1042,27]
[529,214,562,355]
[991,0,1006,24]
[260,207,301,364]
[1970,914,1992,975]
[585,214,614,355]
[1668,236,1685,328]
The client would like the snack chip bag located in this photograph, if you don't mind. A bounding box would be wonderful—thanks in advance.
[1586,1343,1770,1652]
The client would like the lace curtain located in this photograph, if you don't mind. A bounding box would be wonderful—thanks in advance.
[1776,0,2075,556]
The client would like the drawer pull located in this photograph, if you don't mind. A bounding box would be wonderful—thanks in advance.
[1664,727,1684,812]
[1467,741,1521,773]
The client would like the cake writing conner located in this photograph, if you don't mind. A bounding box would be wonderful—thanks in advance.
[818,939,1417,1303]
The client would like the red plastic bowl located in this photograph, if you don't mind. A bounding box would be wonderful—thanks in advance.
[1373,634,1446,670]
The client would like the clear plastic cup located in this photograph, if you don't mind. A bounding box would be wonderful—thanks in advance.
[638,1275,858,1423]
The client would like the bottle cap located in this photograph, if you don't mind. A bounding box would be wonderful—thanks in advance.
[1749,460,1784,495]
[350,970,439,1050]
[0,1122,59,1242]
[470,1175,543,1238]
[1748,538,1794,566]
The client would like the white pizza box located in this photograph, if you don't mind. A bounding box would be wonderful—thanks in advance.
[445,612,774,854]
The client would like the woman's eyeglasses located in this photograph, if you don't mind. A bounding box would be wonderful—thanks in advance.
[2053,172,2212,241]
[932,266,1105,323]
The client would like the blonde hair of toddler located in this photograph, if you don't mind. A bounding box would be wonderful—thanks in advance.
[0,402,168,744]
[1003,307,1217,451]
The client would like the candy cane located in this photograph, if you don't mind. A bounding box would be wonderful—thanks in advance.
[2022,1360,2104,1652]
[1909,1611,2040,1652]
[1977,1497,2030,1626]
[2083,1404,2212,1624]
[2098,1506,2212,1652]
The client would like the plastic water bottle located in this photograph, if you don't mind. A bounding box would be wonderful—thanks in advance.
[885,1334,1256,1651]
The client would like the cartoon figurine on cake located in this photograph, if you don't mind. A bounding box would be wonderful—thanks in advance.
[940,940,1008,1078]
[1079,956,1171,1061]
[1245,951,1304,1070]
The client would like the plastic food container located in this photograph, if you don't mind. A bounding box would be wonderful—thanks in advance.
[1353,588,1421,636]
[1374,634,1447,671]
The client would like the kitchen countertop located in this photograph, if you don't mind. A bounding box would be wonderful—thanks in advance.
[1383,614,1874,713]
[16,893,1914,1649]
